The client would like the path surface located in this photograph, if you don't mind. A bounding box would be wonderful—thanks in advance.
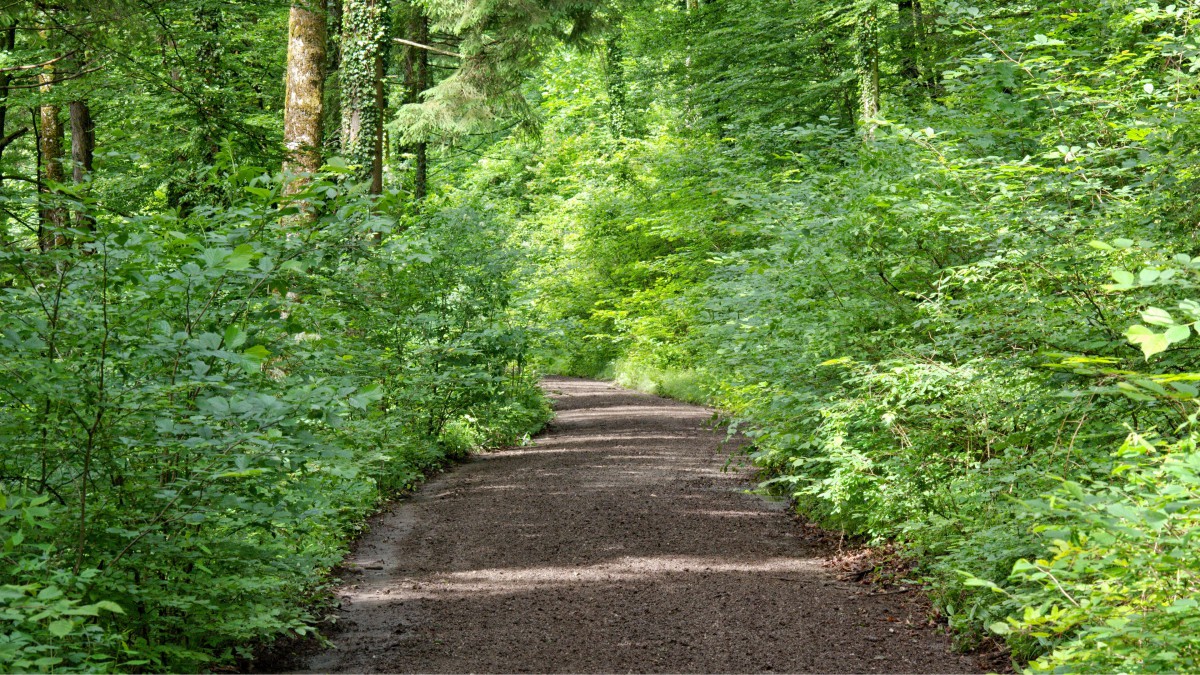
[301,377,978,673]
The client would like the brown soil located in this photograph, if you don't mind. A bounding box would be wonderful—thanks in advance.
[299,377,981,674]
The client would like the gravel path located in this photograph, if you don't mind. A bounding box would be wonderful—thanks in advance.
[301,377,979,673]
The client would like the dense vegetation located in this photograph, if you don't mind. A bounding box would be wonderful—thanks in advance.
[0,0,551,670]
[3,0,1200,672]
[492,0,1200,671]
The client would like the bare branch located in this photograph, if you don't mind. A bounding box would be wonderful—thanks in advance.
[0,50,77,73]
[0,126,29,150]
[394,38,463,59]
[4,63,104,89]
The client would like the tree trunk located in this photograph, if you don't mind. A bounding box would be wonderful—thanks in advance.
[324,0,343,154]
[283,1,328,180]
[38,72,67,250]
[0,25,16,192]
[856,3,880,139]
[405,11,428,200]
[195,0,224,160]
[340,0,387,183]
[371,50,384,194]
[69,100,95,230]
[913,0,939,97]
[605,30,627,138]
[897,1,920,84]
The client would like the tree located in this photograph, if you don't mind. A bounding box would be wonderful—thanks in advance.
[68,101,93,231]
[340,0,387,189]
[856,1,879,139]
[36,28,66,249]
[283,0,328,184]
[401,8,430,200]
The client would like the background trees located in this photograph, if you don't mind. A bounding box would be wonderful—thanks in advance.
[469,0,1200,671]
[0,0,577,670]
[4,0,1200,671]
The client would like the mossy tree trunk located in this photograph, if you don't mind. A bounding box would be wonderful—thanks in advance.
[284,0,328,184]
[36,8,67,251]
[69,100,94,231]
[341,0,388,189]
[856,2,880,140]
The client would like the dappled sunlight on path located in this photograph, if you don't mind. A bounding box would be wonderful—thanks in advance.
[300,377,978,674]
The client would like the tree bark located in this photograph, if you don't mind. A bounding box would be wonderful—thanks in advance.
[69,100,94,230]
[38,72,67,250]
[856,3,880,139]
[605,30,626,138]
[897,1,920,84]
[0,25,16,192]
[371,50,384,194]
[283,1,328,179]
[404,11,428,200]
[325,0,343,154]
[912,0,940,96]
[340,0,387,183]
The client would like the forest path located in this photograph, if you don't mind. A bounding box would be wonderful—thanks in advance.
[299,377,979,674]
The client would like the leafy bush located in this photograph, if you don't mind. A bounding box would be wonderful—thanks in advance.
[494,1,1200,671]
[0,164,547,671]
[995,432,1200,673]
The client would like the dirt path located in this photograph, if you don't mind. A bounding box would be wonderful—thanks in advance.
[300,377,979,673]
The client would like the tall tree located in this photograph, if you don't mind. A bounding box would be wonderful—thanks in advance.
[604,27,626,138]
[69,100,94,230]
[0,25,26,190]
[324,0,343,154]
[340,0,387,189]
[897,1,920,83]
[36,11,67,250]
[283,0,328,184]
[856,1,880,139]
[402,8,429,200]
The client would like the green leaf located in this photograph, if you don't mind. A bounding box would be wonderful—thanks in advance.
[244,345,270,360]
[225,244,258,271]
[1126,325,1170,359]
[1165,324,1191,345]
[223,325,247,349]
[47,619,72,637]
[1141,307,1175,327]
[1110,269,1135,288]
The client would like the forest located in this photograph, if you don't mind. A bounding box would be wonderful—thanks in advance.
[1,0,1199,672]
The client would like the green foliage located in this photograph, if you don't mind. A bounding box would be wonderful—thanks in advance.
[993,433,1200,672]
[9,0,1200,671]
[0,164,546,671]
[480,0,1200,671]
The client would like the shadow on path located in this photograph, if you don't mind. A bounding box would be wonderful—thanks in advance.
[300,377,979,674]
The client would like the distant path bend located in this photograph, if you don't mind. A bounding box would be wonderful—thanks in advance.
[301,376,979,674]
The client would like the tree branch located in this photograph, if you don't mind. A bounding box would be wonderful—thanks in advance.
[394,38,463,59]
[4,63,104,89]
[0,126,29,150]
[0,50,77,73]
